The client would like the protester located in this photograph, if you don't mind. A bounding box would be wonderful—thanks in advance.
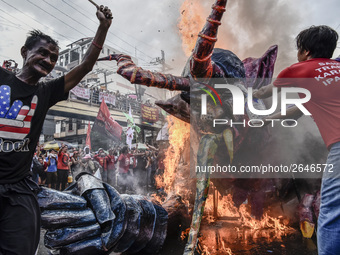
[38,156,47,185]
[253,25,339,255]
[31,153,41,184]
[145,150,153,189]
[106,147,117,186]
[129,148,137,182]
[0,4,112,254]
[83,154,96,174]
[70,150,83,178]
[117,146,131,193]
[134,149,147,187]
[94,148,108,182]
[57,145,70,191]
[45,149,58,190]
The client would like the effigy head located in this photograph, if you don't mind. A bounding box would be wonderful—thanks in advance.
[183,48,247,132]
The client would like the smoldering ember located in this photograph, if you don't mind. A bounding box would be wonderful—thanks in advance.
[2,0,339,255]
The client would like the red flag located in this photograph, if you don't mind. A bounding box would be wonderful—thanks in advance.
[85,122,91,150]
[93,99,122,141]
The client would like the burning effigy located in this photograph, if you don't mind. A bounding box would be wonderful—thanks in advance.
[38,0,324,254]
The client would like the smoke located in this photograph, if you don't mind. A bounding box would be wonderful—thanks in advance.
[261,114,327,180]
[1,0,338,74]
[176,0,340,76]
[213,0,302,75]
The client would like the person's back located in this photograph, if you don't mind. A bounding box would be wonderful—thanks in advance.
[272,25,339,255]
[275,56,340,149]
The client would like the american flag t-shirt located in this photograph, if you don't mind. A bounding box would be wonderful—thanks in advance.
[0,85,37,139]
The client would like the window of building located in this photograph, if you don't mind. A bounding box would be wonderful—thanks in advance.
[68,118,73,131]
[59,55,64,66]
[70,49,80,62]
[61,121,66,132]
[77,120,85,130]
[65,53,69,65]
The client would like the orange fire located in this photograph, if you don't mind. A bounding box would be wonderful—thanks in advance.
[155,115,191,199]
[177,0,207,56]
[199,236,233,255]
[238,204,290,234]
[205,192,239,218]
[204,187,292,240]
[198,189,292,254]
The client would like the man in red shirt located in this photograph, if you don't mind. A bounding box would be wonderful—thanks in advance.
[57,145,70,191]
[106,148,117,186]
[94,148,108,182]
[117,146,131,193]
[254,25,339,255]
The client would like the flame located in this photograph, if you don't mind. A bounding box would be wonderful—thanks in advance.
[204,187,291,233]
[238,204,291,235]
[198,190,293,254]
[177,0,207,56]
[199,235,234,255]
[181,227,191,240]
[155,115,191,199]
[205,192,239,218]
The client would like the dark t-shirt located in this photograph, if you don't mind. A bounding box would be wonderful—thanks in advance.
[0,67,67,184]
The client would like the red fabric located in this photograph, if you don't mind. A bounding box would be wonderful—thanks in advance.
[93,99,122,141]
[106,155,116,170]
[57,151,69,170]
[274,58,340,149]
[118,154,130,173]
[94,154,107,171]
[86,122,91,150]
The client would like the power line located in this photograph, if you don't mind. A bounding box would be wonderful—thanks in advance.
[26,0,149,62]
[336,23,340,31]
[41,0,148,62]
[0,22,24,30]
[1,0,131,58]
[42,0,95,34]
[46,0,134,59]
[0,0,78,42]
[0,8,34,31]
[0,16,25,30]
[26,0,89,38]
[59,0,156,62]
[1,0,165,66]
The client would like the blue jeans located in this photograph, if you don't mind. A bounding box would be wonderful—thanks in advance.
[318,142,340,255]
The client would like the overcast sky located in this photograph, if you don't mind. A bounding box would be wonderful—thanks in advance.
[0,0,339,76]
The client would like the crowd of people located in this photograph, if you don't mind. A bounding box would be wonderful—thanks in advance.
[71,81,154,114]
[31,143,165,194]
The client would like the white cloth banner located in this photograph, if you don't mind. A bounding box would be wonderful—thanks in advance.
[70,86,90,100]
[99,92,116,106]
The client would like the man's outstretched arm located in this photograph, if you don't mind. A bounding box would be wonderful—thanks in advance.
[253,84,281,99]
[64,4,112,93]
